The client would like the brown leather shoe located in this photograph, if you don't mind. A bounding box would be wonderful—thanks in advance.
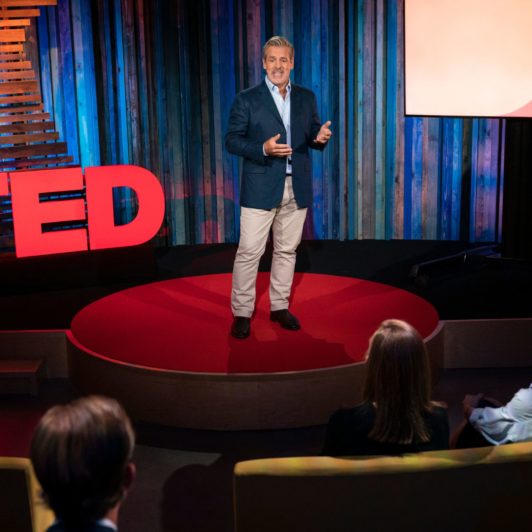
[231,316,251,339]
[270,309,300,330]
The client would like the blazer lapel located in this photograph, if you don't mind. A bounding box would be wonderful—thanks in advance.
[259,81,285,129]
[290,84,301,132]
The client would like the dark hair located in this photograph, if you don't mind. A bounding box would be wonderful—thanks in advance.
[30,395,135,529]
[363,319,433,444]
[262,35,294,59]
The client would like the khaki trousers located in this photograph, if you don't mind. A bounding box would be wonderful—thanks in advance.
[231,176,308,318]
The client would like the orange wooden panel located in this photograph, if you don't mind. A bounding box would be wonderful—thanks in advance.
[0,60,31,69]
[0,9,40,18]
[0,52,25,60]
[0,29,25,43]
[0,112,49,123]
[0,141,67,159]
[0,69,34,79]
[0,131,59,144]
[0,19,30,27]
[0,155,73,170]
[0,120,54,132]
[0,0,56,6]
[0,103,43,114]
[0,94,41,104]
[0,80,38,93]
[0,44,23,52]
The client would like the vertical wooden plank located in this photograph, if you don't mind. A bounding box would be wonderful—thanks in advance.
[310,0,323,238]
[473,119,498,242]
[36,9,53,119]
[320,0,332,239]
[384,0,396,239]
[113,0,130,164]
[135,0,151,169]
[450,119,463,240]
[162,0,186,245]
[422,117,440,239]
[374,0,385,239]
[440,117,463,240]
[56,0,79,164]
[71,0,99,168]
[346,0,356,240]
[245,0,262,87]
[360,0,375,239]
[197,1,213,243]
[469,118,479,241]
[497,119,505,243]
[150,0,169,245]
[394,0,405,239]
[337,0,346,240]
[355,0,364,239]
[219,0,238,242]
[95,0,116,165]
[211,0,231,243]
[121,0,139,166]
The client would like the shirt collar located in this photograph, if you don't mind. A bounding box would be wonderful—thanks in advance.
[265,75,291,95]
[51,519,117,531]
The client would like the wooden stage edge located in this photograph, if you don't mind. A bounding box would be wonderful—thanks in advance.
[1,318,532,430]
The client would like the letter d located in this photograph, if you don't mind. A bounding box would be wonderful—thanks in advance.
[85,165,165,250]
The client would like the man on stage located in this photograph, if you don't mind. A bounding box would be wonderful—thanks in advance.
[225,35,332,339]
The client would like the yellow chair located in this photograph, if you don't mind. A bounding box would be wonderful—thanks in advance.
[0,457,55,532]
[234,442,532,532]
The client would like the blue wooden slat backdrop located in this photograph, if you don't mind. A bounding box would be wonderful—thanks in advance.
[29,0,505,247]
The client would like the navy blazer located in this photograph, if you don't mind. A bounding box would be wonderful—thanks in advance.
[225,81,325,210]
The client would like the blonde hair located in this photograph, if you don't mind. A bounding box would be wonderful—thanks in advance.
[262,35,294,59]
[363,319,433,444]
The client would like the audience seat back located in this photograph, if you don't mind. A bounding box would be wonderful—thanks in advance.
[233,442,532,532]
[0,457,54,532]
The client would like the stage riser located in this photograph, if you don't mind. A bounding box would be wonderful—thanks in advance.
[66,332,367,430]
[2,319,531,429]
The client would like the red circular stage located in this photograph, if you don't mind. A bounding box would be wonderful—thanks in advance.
[70,273,438,373]
[67,273,443,429]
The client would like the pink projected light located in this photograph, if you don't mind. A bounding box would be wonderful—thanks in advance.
[405,0,532,118]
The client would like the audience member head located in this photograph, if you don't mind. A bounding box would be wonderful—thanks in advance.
[363,319,432,445]
[30,395,135,530]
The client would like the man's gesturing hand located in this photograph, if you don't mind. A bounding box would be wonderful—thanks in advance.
[264,133,293,157]
[315,120,332,144]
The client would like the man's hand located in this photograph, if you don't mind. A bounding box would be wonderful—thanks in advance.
[315,120,332,144]
[463,393,484,419]
[264,133,293,157]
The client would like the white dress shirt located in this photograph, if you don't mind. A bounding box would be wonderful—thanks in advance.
[264,75,292,174]
[469,383,532,445]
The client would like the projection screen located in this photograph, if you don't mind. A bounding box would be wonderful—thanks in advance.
[404,0,532,118]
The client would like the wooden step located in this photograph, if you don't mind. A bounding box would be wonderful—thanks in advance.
[0,358,44,396]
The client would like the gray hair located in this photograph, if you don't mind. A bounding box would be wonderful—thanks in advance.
[262,36,294,60]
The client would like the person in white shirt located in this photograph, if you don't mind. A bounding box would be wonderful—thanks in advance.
[451,383,532,448]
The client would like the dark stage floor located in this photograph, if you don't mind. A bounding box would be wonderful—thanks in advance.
[1,239,532,330]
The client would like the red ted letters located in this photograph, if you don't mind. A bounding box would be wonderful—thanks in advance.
[0,165,165,258]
